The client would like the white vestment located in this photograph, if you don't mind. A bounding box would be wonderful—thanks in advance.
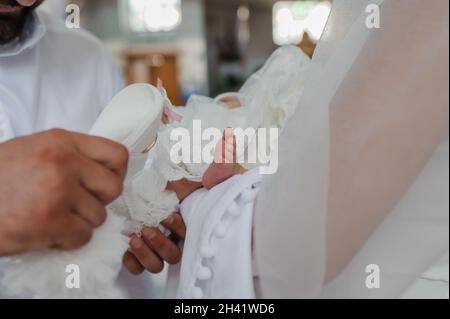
[0,10,157,299]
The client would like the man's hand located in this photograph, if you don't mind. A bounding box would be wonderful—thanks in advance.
[123,213,186,275]
[0,129,129,257]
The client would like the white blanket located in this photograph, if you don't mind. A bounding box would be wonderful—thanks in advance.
[168,168,262,299]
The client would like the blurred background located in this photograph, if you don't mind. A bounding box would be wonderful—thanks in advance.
[40,0,332,105]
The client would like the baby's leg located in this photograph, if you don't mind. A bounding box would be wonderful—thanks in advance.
[203,128,246,190]
[164,130,236,201]
[166,179,203,202]
[163,94,247,198]
[166,129,246,201]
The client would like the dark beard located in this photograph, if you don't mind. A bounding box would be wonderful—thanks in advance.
[0,9,31,45]
[0,1,37,45]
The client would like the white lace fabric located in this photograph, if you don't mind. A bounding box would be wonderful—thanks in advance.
[121,168,180,232]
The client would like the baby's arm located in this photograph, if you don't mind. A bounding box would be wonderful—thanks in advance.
[167,179,203,202]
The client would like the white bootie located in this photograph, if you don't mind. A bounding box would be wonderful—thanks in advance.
[0,84,164,298]
[91,83,164,181]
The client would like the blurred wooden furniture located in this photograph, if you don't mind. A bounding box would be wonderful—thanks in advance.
[122,50,182,105]
[298,33,316,58]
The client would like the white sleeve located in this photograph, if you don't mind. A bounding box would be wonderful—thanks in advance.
[97,48,125,111]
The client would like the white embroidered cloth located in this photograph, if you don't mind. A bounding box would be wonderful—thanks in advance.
[169,168,262,299]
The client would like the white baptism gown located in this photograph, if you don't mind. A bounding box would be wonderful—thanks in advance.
[121,46,311,231]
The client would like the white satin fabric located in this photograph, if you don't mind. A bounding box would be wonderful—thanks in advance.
[321,139,449,298]
[254,0,449,298]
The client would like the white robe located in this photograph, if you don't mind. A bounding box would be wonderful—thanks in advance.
[0,10,157,299]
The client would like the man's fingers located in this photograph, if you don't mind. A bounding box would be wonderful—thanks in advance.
[71,186,107,227]
[77,156,124,204]
[129,235,164,273]
[70,132,129,180]
[126,216,185,274]
[161,213,186,240]
[123,251,145,275]
[141,227,182,265]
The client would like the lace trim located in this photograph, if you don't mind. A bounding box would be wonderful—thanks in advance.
[120,168,179,233]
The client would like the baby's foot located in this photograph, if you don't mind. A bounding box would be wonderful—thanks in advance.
[203,128,242,190]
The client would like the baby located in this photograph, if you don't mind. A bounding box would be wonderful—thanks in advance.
[119,45,311,234]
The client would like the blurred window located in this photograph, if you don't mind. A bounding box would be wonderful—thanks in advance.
[273,1,331,45]
[127,0,182,32]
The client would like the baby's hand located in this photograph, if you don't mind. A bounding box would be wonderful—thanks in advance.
[123,213,186,275]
